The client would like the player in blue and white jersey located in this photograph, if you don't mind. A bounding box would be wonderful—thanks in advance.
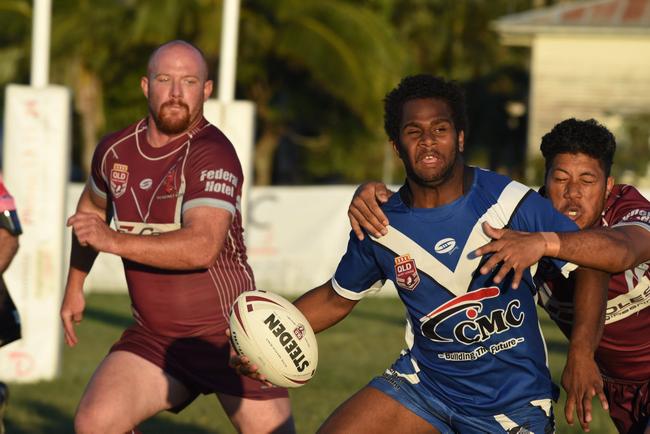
[236,75,609,433]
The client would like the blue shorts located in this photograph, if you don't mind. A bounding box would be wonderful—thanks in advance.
[369,351,555,434]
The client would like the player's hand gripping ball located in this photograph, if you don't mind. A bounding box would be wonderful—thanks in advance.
[229,290,318,388]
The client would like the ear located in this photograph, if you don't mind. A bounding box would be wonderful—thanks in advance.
[458,130,465,153]
[141,76,149,98]
[605,176,614,199]
[203,80,213,102]
[390,140,401,158]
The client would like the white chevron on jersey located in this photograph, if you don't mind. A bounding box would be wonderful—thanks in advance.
[371,180,531,297]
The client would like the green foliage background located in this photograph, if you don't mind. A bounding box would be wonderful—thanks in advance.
[0,0,542,185]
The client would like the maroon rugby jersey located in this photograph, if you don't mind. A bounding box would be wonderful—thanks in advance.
[538,184,650,381]
[90,117,255,337]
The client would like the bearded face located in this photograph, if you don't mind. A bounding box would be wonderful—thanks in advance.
[152,99,192,135]
[141,43,212,138]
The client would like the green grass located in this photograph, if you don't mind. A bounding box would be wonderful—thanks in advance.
[3,294,617,433]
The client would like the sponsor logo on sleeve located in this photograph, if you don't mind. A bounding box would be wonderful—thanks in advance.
[110,163,129,198]
[621,208,650,223]
[200,168,239,198]
[394,254,420,291]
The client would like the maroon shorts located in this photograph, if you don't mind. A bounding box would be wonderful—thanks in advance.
[110,324,288,412]
[602,375,650,434]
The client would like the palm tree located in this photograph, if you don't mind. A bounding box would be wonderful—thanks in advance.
[239,0,407,184]
[2,0,407,184]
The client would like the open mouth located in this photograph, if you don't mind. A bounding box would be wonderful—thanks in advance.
[563,207,580,220]
[418,152,442,165]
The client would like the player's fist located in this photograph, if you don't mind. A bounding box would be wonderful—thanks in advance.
[67,212,115,253]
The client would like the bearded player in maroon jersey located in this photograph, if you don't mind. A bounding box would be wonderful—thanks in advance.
[61,40,294,434]
[350,118,650,434]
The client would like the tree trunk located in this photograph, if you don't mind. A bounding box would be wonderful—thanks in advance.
[254,127,283,186]
[73,64,105,178]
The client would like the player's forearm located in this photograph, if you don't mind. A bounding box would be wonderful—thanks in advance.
[294,282,357,333]
[70,230,99,274]
[567,267,608,357]
[0,230,19,274]
[65,263,90,295]
[556,227,640,273]
[106,227,224,270]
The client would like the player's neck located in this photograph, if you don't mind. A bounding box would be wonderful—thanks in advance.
[145,116,201,148]
[408,163,471,208]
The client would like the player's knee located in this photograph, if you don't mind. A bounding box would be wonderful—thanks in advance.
[74,404,116,434]
[231,403,295,434]
[236,414,295,434]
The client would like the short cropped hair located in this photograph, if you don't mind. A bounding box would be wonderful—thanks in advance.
[540,118,616,177]
[384,74,468,143]
[147,40,209,80]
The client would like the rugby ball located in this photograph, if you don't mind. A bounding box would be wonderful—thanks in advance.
[229,290,318,388]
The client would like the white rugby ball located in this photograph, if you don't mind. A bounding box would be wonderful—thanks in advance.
[229,290,318,388]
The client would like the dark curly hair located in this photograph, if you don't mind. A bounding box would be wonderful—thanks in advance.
[384,74,468,144]
[541,118,616,177]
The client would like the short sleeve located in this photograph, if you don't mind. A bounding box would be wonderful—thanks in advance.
[511,191,579,276]
[607,185,650,232]
[89,140,109,200]
[182,135,243,216]
[333,232,385,300]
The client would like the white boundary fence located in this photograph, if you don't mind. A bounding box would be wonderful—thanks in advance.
[66,183,650,298]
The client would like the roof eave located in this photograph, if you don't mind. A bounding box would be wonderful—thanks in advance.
[493,22,650,46]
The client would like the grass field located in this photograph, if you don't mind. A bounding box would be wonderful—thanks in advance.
[4,293,617,433]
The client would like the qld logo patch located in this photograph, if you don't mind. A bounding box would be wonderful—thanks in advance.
[110,163,129,198]
[394,254,420,291]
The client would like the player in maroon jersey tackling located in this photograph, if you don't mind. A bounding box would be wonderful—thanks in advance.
[350,118,650,433]
[475,118,650,434]
[60,40,294,434]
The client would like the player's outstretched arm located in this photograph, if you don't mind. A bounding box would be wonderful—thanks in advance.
[293,281,358,333]
[348,182,393,240]
[62,184,109,347]
[553,225,650,272]
[476,223,650,283]
[561,267,609,432]
[475,222,550,289]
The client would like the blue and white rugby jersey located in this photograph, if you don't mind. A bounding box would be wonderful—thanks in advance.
[333,167,578,416]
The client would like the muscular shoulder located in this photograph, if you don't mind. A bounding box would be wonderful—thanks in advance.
[192,123,237,154]
[603,184,650,227]
[472,168,537,210]
[188,124,242,171]
[95,119,145,156]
